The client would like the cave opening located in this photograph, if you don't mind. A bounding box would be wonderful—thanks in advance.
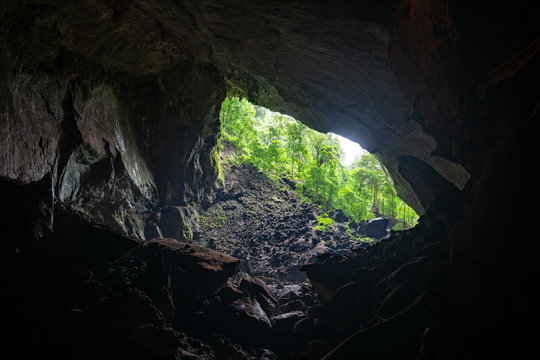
[2,1,536,359]
[195,96,419,283]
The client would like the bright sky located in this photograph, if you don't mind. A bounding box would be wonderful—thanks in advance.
[331,133,366,166]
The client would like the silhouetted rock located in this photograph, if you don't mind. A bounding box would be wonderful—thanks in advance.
[333,209,348,223]
[217,292,273,346]
[239,277,278,316]
[272,310,305,330]
[1,0,536,358]
[139,237,240,294]
[135,253,175,322]
[357,217,389,239]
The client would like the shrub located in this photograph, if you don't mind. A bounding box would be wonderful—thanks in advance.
[200,205,226,229]
[316,214,334,232]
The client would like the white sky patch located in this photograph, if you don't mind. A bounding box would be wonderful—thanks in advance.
[331,133,366,166]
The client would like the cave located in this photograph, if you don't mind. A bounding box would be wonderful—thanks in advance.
[1,1,538,359]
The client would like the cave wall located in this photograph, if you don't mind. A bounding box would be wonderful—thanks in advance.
[197,0,470,214]
[1,0,476,227]
[3,2,534,234]
[389,0,539,357]
[1,1,226,239]
[0,58,225,238]
[1,0,539,357]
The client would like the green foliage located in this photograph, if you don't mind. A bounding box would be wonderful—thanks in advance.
[315,214,335,232]
[392,222,404,231]
[359,236,374,243]
[219,97,419,227]
[210,139,225,188]
[343,223,374,243]
[182,222,193,241]
[200,205,226,229]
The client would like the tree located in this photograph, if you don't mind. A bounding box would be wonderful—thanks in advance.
[218,97,419,227]
[302,133,344,210]
[284,120,307,179]
[219,97,258,149]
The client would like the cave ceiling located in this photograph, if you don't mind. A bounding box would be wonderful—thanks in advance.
[1,0,479,214]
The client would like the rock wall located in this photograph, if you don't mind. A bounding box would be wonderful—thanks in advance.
[389,0,539,357]
[1,0,474,223]
[1,0,539,358]
[0,57,157,238]
[0,2,226,239]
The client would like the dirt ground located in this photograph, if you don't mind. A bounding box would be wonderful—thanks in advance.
[196,141,369,281]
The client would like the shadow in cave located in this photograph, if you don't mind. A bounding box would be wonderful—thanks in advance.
[2,168,458,360]
[2,0,537,359]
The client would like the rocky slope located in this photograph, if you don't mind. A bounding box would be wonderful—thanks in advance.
[2,1,538,358]
[2,173,427,360]
[195,141,391,281]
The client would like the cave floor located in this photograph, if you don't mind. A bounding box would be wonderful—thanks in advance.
[197,142,366,282]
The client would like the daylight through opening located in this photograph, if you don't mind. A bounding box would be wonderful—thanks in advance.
[198,97,419,281]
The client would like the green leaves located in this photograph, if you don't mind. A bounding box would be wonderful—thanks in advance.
[220,97,257,148]
[200,204,226,229]
[315,214,335,232]
[218,97,419,228]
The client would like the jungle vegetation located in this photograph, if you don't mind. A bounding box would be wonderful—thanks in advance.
[219,97,418,229]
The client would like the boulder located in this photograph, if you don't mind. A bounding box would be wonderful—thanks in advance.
[271,310,305,336]
[159,206,200,242]
[135,253,175,322]
[362,217,389,239]
[220,295,273,346]
[139,238,240,294]
[238,277,278,316]
[333,209,348,223]
[51,203,142,268]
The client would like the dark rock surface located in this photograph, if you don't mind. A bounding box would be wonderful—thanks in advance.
[1,0,475,222]
[1,0,539,359]
[358,217,390,239]
[196,142,378,281]
[139,237,240,294]
[0,176,430,359]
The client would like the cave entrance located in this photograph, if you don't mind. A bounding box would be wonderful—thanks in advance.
[196,97,418,282]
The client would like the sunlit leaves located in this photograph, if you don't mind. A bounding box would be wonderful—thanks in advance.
[219,97,419,228]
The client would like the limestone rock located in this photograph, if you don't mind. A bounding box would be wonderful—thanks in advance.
[1,0,538,358]
[140,238,240,295]
[271,310,306,336]
[358,217,390,239]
